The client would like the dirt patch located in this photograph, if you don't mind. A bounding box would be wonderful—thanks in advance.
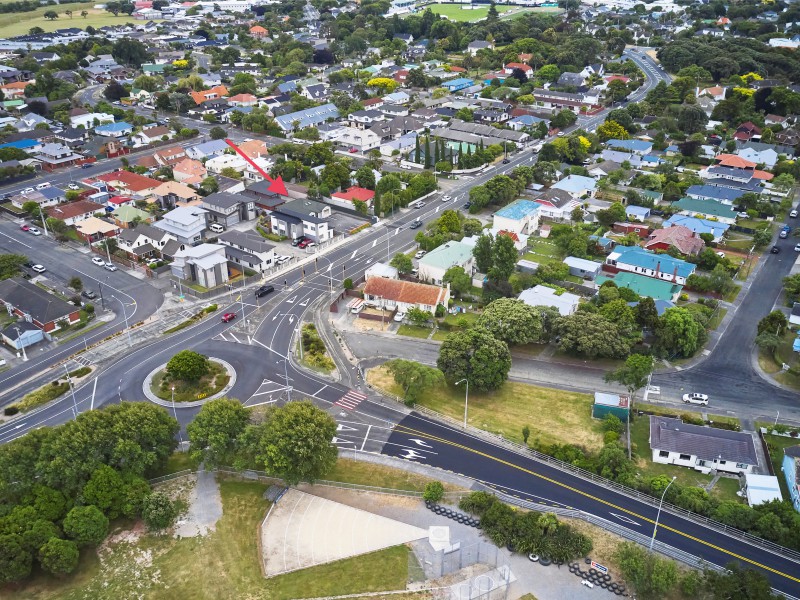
[353,318,387,332]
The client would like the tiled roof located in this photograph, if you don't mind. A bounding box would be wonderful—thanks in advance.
[0,277,77,324]
[332,186,375,202]
[649,416,758,465]
[46,200,104,220]
[363,277,447,307]
[715,153,755,169]
[644,225,705,255]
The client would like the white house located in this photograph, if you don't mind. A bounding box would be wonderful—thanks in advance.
[117,223,177,258]
[518,285,580,315]
[70,112,114,129]
[417,241,475,286]
[170,243,229,288]
[337,126,382,152]
[205,153,247,174]
[492,199,540,235]
[270,199,333,243]
[363,276,450,313]
[649,415,758,475]
[153,206,208,245]
[217,230,275,273]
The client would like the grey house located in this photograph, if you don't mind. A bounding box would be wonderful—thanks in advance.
[218,230,275,273]
[201,192,256,228]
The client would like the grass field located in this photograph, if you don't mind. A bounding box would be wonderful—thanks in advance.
[523,237,563,266]
[0,5,160,38]
[368,364,604,450]
[418,2,559,22]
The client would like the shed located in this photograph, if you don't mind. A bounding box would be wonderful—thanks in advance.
[744,474,783,506]
[516,259,540,274]
[563,256,602,280]
[592,392,630,420]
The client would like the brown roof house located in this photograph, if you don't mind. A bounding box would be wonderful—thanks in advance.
[363,277,449,313]
[644,225,705,256]
[46,200,104,226]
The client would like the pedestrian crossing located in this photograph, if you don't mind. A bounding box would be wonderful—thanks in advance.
[334,389,367,411]
[71,355,92,367]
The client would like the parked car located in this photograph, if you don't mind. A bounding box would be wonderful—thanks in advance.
[31,264,46,273]
[67,183,80,190]
[414,250,426,259]
[255,284,275,297]
[795,244,800,252]
[28,226,41,236]
[349,147,358,153]
[771,245,781,254]
[298,239,315,249]
[91,256,105,266]
[81,290,97,299]
[291,236,306,247]
[394,311,406,322]
[103,262,117,271]
[276,255,290,264]
[221,312,236,323]
[682,392,709,406]
[409,219,422,229]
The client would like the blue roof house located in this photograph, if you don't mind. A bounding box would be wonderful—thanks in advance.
[605,246,696,285]
[443,78,474,92]
[94,121,133,138]
[781,445,800,513]
[626,205,651,222]
[275,103,339,132]
[493,199,540,234]
[552,174,597,198]
[606,139,653,155]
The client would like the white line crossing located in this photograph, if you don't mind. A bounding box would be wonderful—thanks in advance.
[334,389,367,410]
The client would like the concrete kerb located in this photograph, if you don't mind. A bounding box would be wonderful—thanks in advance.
[142,357,237,408]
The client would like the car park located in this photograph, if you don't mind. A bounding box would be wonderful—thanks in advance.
[221,312,236,322]
[255,284,275,297]
[81,290,97,299]
[91,256,105,266]
[28,226,41,236]
[104,262,117,271]
[409,219,422,229]
[771,245,781,254]
[414,250,426,259]
[31,264,46,273]
[682,392,709,406]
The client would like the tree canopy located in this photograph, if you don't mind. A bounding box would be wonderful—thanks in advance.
[437,328,511,392]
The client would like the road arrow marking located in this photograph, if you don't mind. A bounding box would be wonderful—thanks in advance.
[336,424,359,432]
[399,449,427,461]
[326,264,332,272]
[350,250,358,259]
[408,438,433,448]
[288,315,295,323]
[299,298,309,306]
[286,295,297,303]
[372,239,377,248]
[331,437,354,445]
[609,513,641,526]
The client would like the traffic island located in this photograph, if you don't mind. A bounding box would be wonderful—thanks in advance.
[142,354,237,408]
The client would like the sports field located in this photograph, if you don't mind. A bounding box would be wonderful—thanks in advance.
[420,2,560,22]
[0,4,161,38]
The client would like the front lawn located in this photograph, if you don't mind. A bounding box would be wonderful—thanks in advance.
[368,365,604,451]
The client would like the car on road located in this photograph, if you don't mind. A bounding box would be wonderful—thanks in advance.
[414,250,426,259]
[255,284,274,297]
[409,219,422,229]
[91,256,105,266]
[19,224,29,231]
[81,163,92,169]
[28,226,41,236]
[35,182,50,190]
[464,201,472,209]
[22,187,34,194]
[791,209,798,218]
[103,262,117,271]
[683,392,709,406]
[795,243,800,252]
[394,311,406,322]
[67,183,80,190]
[780,227,790,238]
[441,195,451,202]
[502,158,510,164]
[771,245,781,254]
[221,312,236,322]
[31,264,46,273]
[81,289,97,299]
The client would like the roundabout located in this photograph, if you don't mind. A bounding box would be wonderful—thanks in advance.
[142,357,237,408]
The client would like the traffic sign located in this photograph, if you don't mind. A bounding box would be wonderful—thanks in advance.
[591,561,608,574]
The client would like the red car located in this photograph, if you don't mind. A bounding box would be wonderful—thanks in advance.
[221,312,236,323]
[20,224,29,231]
[349,147,358,153]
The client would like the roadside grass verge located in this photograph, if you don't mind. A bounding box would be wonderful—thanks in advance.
[397,324,431,339]
[367,364,604,450]
[324,458,463,492]
[163,304,217,334]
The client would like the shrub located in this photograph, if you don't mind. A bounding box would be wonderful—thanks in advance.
[423,481,445,503]
[142,491,178,531]
[343,278,353,290]
[4,406,19,416]
[68,367,91,378]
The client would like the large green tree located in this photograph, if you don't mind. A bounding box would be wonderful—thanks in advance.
[476,298,544,345]
[556,312,631,358]
[0,534,32,584]
[390,252,413,275]
[0,254,27,280]
[604,354,653,398]
[490,234,518,281]
[386,359,445,405]
[187,397,250,467]
[81,465,124,518]
[38,538,79,576]
[141,491,178,531]
[655,307,703,358]
[472,234,493,273]
[166,350,210,382]
[437,328,511,392]
[62,506,108,547]
[251,401,337,485]
[443,266,472,296]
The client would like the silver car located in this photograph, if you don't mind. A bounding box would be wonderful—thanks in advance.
[682,393,709,406]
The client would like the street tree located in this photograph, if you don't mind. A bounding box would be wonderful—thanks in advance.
[38,538,79,576]
[437,328,511,392]
[63,505,109,547]
[390,252,413,274]
[68,276,82,291]
[386,359,445,405]
[556,312,631,358]
[757,310,788,336]
[476,298,543,345]
[209,126,227,140]
[443,266,472,296]
[604,354,653,398]
[755,332,781,353]
[702,562,782,599]
[0,254,27,280]
[166,350,210,382]
[655,307,703,358]
[187,397,249,467]
[252,400,337,485]
[142,491,178,530]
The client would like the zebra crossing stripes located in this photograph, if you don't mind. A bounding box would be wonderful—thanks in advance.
[334,389,367,410]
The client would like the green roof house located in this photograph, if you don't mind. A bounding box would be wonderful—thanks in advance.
[596,271,682,302]
[673,197,737,225]
[418,240,475,286]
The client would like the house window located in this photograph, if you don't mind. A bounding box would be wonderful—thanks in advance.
[659,450,669,458]
[718,460,727,465]
[679,454,691,461]
[736,463,748,469]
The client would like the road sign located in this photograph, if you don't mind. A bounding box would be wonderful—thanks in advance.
[591,561,608,574]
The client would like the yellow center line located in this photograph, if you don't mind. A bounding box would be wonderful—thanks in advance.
[393,423,800,583]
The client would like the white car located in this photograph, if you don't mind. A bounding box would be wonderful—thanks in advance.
[441,195,451,202]
[794,244,800,252]
[31,264,46,273]
[737,212,749,218]
[394,311,406,322]
[682,392,709,406]
[28,226,41,236]
[22,187,34,194]
[68,183,80,190]
[414,250,426,259]
[91,256,105,266]
[104,262,117,272]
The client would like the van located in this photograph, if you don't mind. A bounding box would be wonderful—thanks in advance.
[35,182,51,190]
[209,223,224,233]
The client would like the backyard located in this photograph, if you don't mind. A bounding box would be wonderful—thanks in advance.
[762,432,800,499]
[368,364,605,450]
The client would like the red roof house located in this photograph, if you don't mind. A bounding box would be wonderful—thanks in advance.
[644,225,705,256]
[332,186,375,208]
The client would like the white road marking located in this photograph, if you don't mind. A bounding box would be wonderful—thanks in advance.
[360,424,372,451]
[315,385,328,396]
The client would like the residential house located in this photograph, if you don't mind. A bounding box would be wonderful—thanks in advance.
[94,121,133,138]
[154,146,188,167]
[218,230,275,273]
[205,153,246,174]
[733,121,761,142]
[173,158,207,184]
[336,127,381,152]
[55,127,89,147]
[604,246,695,286]
[518,285,580,315]
[117,223,175,259]
[269,199,332,243]
[362,277,450,313]
[131,125,174,146]
[70,112,114,129]
[790,303,800,327]
[170,243,229,287]
[418,241,475,285]
[663,215,729,242]
[242,179,286,212]
[563,256,602,280]
[596,271,682,302]
[152,181,200,209]
[492,199,540,235]
[112,205,153,229]
[503,63,533,77]
[551,174,596,198]
[227,93,258,107]
[1,320,44,352]
[644,225,705,256]
[189,85,229,105]
[201,192,255,227]
[0,278,81,334]
[737,144,780,169]
[534,189,579,220]
[74,216,120,244]
[0,80,33,100]
[331,186,375,209]
[612,222,650,238]
[90,171,160,198]
[743,474,783,507]
[649,415,757,475]
[45,200,104,226]
[673,197,738,225]
[606,139,653,155]
[237,139,270,159]
[532,88,600,114]
[467,40,493,56]
[34,143,83,171]
[153,206,208,245]
[348,109,385,130]
[275,103,339,132]
[685,184,745,206]
[442,78,474,93]
[782,445,800,513]
[186,139,230,160]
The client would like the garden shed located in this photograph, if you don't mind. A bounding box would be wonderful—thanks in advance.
[592,392,630,420]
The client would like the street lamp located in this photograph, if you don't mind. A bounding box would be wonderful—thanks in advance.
[171,385,184,447]
[14,326,27,361]
[111,295,132,347]
[64,364,79,419]
[456,378,469,429]
[649,476,676,552]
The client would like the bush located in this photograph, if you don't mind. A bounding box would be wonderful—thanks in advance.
[343,278,353,290]
[603,430,620,444]
[142,491,178,531]
[423,481,445,503]
[4,406,19,416]
[203,304,218,313]
[68,367,91,378]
